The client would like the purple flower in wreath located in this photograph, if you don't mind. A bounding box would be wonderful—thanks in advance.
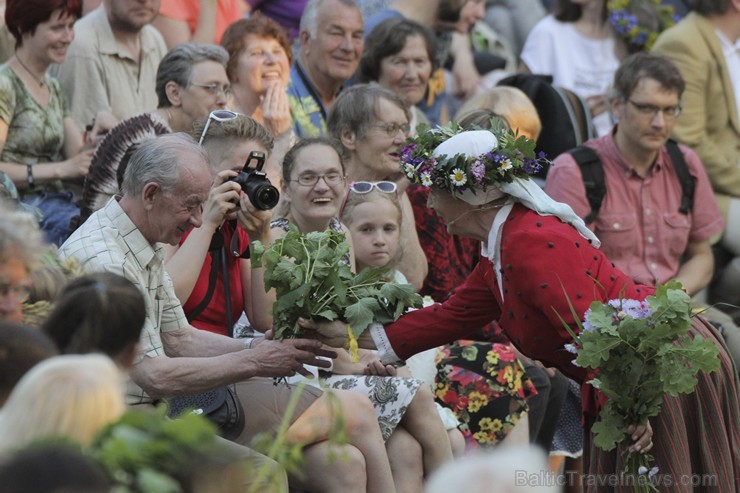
[522,158,542,175]
[400,143,415,161]
[471,159,486,183]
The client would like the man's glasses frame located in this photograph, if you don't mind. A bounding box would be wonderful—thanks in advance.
[627,100,682,119]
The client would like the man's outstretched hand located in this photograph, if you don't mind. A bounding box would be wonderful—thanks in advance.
[250,337,336,378]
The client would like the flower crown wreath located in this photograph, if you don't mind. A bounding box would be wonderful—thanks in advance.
[607,0,679,51]
[400,119,548,197]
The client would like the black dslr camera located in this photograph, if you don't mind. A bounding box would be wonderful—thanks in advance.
[230,151,279,210]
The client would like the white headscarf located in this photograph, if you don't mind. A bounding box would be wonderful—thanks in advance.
[433,131,601,300]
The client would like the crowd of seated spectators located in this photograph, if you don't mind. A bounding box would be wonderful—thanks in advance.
[0,0,737,491]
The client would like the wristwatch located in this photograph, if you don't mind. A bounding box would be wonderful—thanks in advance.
[26,163,35,190]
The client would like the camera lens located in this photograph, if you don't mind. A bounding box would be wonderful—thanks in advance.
[250,183,280,210]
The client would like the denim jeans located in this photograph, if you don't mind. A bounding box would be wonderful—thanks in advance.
[22,190,79,246]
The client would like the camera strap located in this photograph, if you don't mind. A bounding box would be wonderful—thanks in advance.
[231,228,250,259]
[186,239,222,324]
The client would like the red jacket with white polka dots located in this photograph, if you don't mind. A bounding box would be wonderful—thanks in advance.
[385,204,653,416]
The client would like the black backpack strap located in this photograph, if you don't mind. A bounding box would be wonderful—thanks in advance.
[569,146,605,225]
[665,139,695,215]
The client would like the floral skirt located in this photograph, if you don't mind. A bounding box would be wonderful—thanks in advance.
[321,374,422,442]
[434,340,537,449]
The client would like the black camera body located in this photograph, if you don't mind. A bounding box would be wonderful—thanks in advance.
[230,151,279,210]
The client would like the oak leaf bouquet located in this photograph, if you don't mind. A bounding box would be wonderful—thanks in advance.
[251,226,422,357]
[557,281,720,492]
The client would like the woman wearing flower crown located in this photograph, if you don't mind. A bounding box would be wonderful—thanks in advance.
[301,121,739,491]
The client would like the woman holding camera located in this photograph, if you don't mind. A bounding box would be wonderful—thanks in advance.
[163,112,275,336]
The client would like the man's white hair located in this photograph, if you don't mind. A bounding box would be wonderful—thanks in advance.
[299,0,361,38]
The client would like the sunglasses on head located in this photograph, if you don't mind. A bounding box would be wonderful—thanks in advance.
[198,110,239,145]
[349,181,398,194]
[340,181,398,217]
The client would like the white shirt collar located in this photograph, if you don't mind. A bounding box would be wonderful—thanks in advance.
[715,28,740,54]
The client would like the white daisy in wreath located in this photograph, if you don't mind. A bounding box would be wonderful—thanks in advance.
[450,168,467,186]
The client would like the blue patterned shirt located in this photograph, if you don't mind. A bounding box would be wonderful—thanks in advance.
[287,62,329,138]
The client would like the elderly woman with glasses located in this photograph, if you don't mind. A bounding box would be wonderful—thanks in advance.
[301,122,740,489]
[251,136,456,491]
[158,115,398,493]
[76,43,232,224]
[327,83,428,292]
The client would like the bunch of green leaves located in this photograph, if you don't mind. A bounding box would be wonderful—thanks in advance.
[556,281,720,491]
[251,226,422,341]
[88,406,222,493]
[558,281,720,451]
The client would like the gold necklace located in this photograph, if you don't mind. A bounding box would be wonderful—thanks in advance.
[15,54,45,87]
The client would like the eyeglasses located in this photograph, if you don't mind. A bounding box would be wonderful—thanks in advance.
[191,82,232,100]
[371,122,411,138]
[290,173,346,187]
[349,181,398,194]
[198,109,239,145]
[627,100,682,119]
[340,181,398,216]
[0,281,32,303]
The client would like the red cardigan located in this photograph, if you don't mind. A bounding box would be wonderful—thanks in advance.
[386,204,653,416]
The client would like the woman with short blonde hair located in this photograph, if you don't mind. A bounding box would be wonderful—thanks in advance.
[0,354,125,451]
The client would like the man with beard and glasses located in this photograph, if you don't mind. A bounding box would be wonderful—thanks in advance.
[52,0,167,130]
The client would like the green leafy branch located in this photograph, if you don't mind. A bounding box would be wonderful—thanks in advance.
[554,280,720,451]
[251,226,422,342]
